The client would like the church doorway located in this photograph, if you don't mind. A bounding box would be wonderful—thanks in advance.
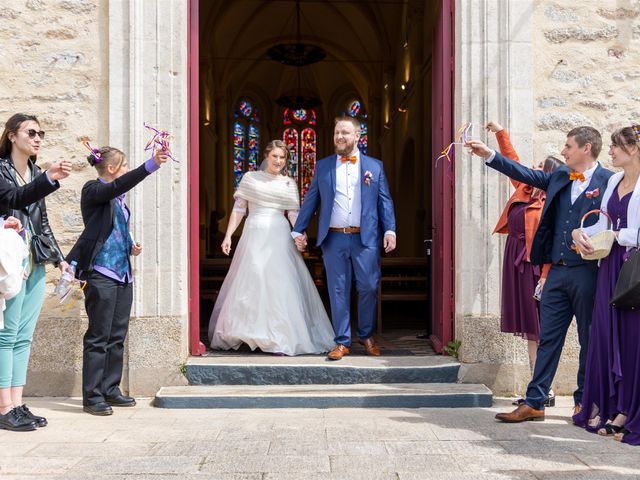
[188,0,455,355]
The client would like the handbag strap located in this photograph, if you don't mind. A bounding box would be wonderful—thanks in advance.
[10,163,40,235]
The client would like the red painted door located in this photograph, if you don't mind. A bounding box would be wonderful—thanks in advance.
[430,0,455,353]
[187,0,455,355]
[188,0,206,355]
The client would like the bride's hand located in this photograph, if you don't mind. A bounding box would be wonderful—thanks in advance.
[294,233,307,252]
[221,237,232,256]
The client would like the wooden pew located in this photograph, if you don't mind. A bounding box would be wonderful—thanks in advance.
[377,257,429,334]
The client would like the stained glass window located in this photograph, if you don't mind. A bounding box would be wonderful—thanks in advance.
[293,109,307,122]
[282,108,317,200]
[283,108,293,125]
[233,99,260,187]
[248,124,259,171]
[301,128,316,196]
[239,100,252,118]
[346,99,368,155]
[283,127,299,180]
[349,100,361,117]
[233,122,245,187]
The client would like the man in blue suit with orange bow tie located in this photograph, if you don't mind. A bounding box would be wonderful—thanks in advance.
[468,126,614,422]
[293,116,397,361]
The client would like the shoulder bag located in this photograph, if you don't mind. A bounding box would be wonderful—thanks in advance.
[610,229,640,310]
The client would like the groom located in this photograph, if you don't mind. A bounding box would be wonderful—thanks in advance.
[292,116,396,360]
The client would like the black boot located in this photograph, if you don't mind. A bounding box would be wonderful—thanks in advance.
[83,402,113,416]
[18,404,48,427]
[0,407,38,432]
[105,395,136,407]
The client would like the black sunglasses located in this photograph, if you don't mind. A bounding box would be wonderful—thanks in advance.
[25,129,45,139]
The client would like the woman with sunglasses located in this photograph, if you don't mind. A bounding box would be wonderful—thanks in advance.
[0,113,72,432]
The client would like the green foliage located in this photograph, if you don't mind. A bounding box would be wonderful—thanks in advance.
[178,363,187,377]
[442,339,462,358]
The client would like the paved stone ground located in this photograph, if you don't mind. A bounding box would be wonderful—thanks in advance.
[1,396,639,479]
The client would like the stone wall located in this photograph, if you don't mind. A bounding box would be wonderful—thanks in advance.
[533,1,640,162]
[1,0,190,396]
[0,0,107,249]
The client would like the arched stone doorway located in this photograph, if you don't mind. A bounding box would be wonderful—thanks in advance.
[189,0,454,354]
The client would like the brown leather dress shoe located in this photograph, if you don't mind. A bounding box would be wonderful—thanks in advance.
[359,337,381,356]
[327,344,350,361]
[495,404,545,423]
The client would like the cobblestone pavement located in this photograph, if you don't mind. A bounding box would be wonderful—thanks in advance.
[1,396,639,479]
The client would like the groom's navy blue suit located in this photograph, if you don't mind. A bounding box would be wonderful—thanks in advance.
[488,152,613,409]
[293,153,396,346]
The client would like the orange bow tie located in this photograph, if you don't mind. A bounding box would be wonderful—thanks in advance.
[569,171,585,182]
[341,155,357,164]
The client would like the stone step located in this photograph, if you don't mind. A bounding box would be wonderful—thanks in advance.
[155,383,492,409]
[185,355,460,385]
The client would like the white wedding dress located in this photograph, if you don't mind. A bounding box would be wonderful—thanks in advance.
[208,171,335,356]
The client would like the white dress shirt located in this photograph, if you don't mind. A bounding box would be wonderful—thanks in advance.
[330,150,361,228]
[291,149,395,239]
[570,161,598,204]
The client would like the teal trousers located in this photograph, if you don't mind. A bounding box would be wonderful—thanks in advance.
[0,264,46,388]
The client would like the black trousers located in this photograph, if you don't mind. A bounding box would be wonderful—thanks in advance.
[82,271,133,405]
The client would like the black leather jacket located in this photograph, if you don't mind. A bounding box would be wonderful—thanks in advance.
[0,157,65,265]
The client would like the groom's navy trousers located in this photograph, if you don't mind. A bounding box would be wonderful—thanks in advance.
[321,231,379,346]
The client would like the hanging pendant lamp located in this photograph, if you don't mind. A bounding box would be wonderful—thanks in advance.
[267,0,324,109]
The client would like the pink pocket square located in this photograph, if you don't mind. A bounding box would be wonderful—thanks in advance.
[585,188,600,199]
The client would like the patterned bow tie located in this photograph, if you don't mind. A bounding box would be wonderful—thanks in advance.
[341,155,357,164]
[569,171,585,182]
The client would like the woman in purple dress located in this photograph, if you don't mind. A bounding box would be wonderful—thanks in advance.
[572,125,640,444]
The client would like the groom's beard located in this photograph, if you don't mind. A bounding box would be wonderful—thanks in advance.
[334,139,357,156]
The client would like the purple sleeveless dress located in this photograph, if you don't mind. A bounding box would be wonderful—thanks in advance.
[500,201,540,341]
[574,189,640,445]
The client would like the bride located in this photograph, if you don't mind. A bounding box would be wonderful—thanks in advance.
[208,140,335,355]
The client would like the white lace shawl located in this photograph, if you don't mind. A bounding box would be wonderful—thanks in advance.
[234,171,300,211]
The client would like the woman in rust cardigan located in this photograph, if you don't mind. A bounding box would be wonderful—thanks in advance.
[488,121,564,406]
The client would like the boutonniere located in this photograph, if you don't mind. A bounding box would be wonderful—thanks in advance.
[585,188,600,199]
[364,170,373,186]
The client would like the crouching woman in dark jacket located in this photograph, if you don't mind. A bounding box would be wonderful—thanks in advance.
[0,113,72,432]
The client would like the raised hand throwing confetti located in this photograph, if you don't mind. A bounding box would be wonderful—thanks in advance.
[144,123,177,162]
